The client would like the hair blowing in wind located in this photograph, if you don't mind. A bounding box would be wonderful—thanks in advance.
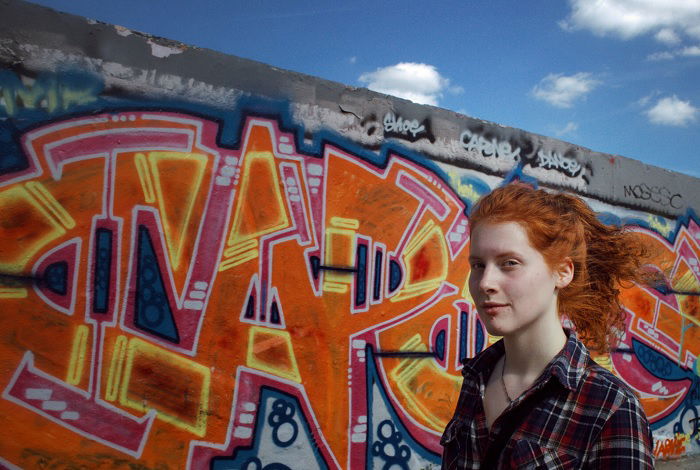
[469,183,649,351]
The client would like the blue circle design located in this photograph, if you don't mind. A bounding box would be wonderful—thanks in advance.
[267,399,299,448]
[371,419,411,469]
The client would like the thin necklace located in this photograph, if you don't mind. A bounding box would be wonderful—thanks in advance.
[501,357,514,403]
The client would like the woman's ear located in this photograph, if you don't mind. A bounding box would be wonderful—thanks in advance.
[555,258,574,289]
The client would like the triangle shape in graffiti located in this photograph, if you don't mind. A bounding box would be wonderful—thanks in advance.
[134,225,180,343]
[149,151,208,271]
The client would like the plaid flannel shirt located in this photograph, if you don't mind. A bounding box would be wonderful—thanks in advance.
[441,330,654,469]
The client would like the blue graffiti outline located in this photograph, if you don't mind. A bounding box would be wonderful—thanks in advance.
[0,69,481,212]
[211,386,328,470]
[364,345,441,469]
[629,339,700,431]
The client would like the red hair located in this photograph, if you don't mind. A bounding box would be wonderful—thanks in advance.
[469,183,647,351]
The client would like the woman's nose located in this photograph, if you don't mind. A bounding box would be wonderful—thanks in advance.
[479,265,498,293]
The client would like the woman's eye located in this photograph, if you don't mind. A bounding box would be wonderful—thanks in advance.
[470,262,484,269]
[503,260,519,267]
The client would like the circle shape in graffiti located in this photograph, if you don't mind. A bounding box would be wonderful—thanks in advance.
[267,399,299,448]
[143,304,166,327]
[371,419,411,469]
[242,457,293,470]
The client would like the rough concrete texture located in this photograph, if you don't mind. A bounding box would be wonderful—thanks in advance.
[657,456,699,470]
[0,0,699,468]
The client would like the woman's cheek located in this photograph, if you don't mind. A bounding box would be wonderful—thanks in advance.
[516,272,546,297]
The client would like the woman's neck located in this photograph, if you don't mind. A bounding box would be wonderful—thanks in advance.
[502,321,567,379]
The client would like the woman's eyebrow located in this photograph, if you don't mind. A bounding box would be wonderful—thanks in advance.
[469,251,521,260]
[496,251,522,258]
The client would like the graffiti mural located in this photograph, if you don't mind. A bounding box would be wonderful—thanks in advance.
[0,69,698,468]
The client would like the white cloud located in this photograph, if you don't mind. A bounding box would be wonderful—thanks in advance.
[358,62,456,106]
[637,91,660,107]
[532,72,600,108]
[681,45,700,56]
[561,0,700,41]
[647,51,676,61]
[555,121,579,137]
[646,95,698,126]
[655,28,681,45]
[647,43,700,60]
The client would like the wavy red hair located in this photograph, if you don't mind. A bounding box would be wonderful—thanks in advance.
[469,183,647,351]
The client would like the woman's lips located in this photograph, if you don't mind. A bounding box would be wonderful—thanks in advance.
[481,302,508,316]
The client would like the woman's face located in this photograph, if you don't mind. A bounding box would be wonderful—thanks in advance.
[468,221,567,338]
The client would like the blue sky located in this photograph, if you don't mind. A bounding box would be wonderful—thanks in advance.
[30,0,700,177]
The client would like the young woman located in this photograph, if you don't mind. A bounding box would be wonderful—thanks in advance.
[441,183,654,469]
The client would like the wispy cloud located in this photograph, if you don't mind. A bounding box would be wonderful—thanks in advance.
[555,121,579,137]
[655,28,681,45]
[532,73,600,108]
[681,45,700,56]
[645,95,698,126]
[358,62,458,106]
[636,91,660,107]
[349,56,357,64]
[647,43,700,60]
[561,0,700,42]
[647,51,676,61]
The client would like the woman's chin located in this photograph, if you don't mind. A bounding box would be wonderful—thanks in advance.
[478,317,508,338]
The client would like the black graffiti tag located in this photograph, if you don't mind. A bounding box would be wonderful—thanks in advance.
[383,112,433,142]
[534,149,583,178]
[623,183,683,209]
[460,128,521,161]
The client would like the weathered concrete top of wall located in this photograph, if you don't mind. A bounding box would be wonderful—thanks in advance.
[1,0,698,217]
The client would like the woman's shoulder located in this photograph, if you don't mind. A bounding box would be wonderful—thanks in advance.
[578,357,645,410]
[561,330,643,410]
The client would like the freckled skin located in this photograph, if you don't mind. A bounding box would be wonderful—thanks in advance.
[468,222,560,339]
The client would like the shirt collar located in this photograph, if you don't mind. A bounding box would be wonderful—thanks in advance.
[461,329,590,393]
[549,328,590,392]
[460,338,504,383]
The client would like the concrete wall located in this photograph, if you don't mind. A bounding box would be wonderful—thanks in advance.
[1,0,699,467]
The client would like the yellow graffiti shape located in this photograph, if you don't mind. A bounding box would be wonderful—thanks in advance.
[0,185,66,272]
[222,150,289,270]
[393,220,448,301]
[66,325,89,386]
[120,338,211,436]
[0,287,28,299]
[247,326,301,383]
[389,334,461,431]
[323,227,356,289]
[591,352,614,373]
[219,239,259,271]
[447,170,482,203]
[105,335,128,402]
[134,153,156,203]
[25,181,76,229]
[646,216,674,238]
[674,264,700,363]
[330,216,360,230]
[228,151,289,244]
[149,151,208,270]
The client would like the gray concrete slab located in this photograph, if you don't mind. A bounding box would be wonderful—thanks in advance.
[657,456,700,469]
